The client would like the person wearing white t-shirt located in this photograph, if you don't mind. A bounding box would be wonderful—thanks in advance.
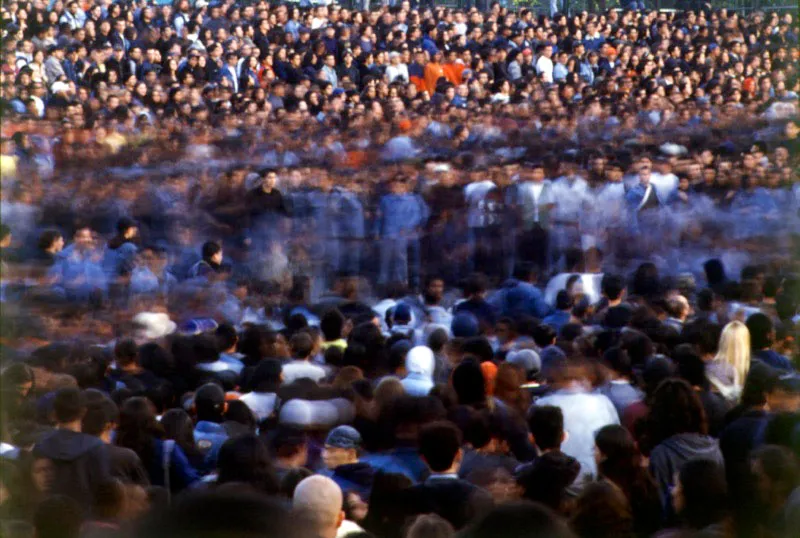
[535,44,555,84]
[650,156,680,201]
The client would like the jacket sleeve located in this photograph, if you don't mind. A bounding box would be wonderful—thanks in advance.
[170,443,200,491]
[89,444,112,491]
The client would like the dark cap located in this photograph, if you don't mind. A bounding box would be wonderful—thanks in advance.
[193,382,225,412]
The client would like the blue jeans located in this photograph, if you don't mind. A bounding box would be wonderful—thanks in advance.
[379,236,420,289]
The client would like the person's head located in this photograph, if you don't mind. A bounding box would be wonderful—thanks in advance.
[114,338,139,370]
[217,434,279,495]
[34,495,83,538]
[601,274,625,303]
[647,378,707,447]
[716,321,751,386]
[746,313,774,350]
[53,387,87,427]
[603,347,633,381]
[270,425,308,467]
[594,425,641,485]
[461,501,576,538]
[405,514,454,538]
[750,445,800,513]
[527,405,565,452]
[570,480,633,538]
[249,359,282,393]
[160,408,196,451]
[321,309,346,342]
[38,230,64,253]
[418,421,462,473]
[135,489,305,538]
[201,241,223,265]
[215,324,239,353]
[92,479,126,522]
[82,396,119,439]
[116,397,161,459]
[293,475,344,538]
[322,425,361,470]
[194,382,226,423]
[766,374,800,413]
[290,331,314,361]
[672,459,728,529]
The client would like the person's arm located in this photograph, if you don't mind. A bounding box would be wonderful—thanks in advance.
[170,443,200,491]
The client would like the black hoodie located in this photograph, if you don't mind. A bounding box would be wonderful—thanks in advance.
[33,429,111,510]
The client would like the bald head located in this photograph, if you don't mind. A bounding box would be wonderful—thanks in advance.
[293,475,344,538]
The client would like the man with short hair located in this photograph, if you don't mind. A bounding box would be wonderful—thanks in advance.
[282,331,327,385]
[82,395,149,485]
[193,383,229,470]
[399,421,493,530]
[747,313,794,371]
[33,387,110,510]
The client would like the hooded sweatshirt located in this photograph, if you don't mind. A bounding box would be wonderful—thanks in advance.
[401,346,435,397]
[327,462,376,501]
[649,432,724,512]
[33,429,110,510]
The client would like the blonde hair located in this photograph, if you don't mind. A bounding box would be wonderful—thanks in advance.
[714,321,751,386]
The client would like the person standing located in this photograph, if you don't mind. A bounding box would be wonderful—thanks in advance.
[513,161,555,273]
[33,388,111,511]
[375,173,428,291]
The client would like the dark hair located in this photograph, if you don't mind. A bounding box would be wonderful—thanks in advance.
[134,489,308,538]
[601,274,625,301]
[533,325,557,349]
[570,480,634,538]
[746,313,773,350]
[462,501,576,538]
[290,331,314,360]
[201,241,222,261]
[681,320,721,357]
[603,347,633,379]
[555,290,573,311]
[34,495,83,538]
[672,344,708,389]
[279,467,313,498]
[647,379,707,447]
[82,397,119,436]
[53,387,86,424]
[320,309,345,341]
[362,471,413,538]
[405,514,455,538]
[418,421,462,472]
[0,224,11,243]
[114,339,139,368]
[37,229,63,251]
[268,425,306,459]
[527,405,564,451]
[678,459,729,529]
[751,445,800,509]
[224,400,257,432]
[160,408,203,464]
[92,479,126,520]
[115,397,163,468]
[215,324,238,351]
[217,434,279,495]
[452,359,486,408]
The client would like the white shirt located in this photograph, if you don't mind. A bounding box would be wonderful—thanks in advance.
[239,392,279,421]
[551,176,590,222]
[282,360,327,385]
[535,55,554,83]
[650,172,679,200]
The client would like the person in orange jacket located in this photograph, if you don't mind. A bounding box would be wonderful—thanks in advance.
[424,51,446,96]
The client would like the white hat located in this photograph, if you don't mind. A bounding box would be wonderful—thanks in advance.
[133,312,177,341]
[195,0,209,8]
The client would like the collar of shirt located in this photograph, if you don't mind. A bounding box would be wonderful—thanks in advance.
[426,473,459,482]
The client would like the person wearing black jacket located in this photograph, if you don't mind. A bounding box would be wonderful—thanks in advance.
[32,388,110,512]
[399,421,493,530]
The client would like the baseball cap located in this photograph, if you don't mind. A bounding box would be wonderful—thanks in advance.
[324,425,362,450]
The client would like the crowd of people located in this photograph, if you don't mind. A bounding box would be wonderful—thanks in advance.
[1,0,800,537]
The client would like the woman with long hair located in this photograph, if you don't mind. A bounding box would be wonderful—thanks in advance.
[645,379,723,518]
[160,408,206,472]
[216,434,279,495]
[708,321,750,402]
[594,425,661,537]
[115,397,199,494]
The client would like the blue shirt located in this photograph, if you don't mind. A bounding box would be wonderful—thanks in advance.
[375,193,428,238]
[194,421,228,471]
